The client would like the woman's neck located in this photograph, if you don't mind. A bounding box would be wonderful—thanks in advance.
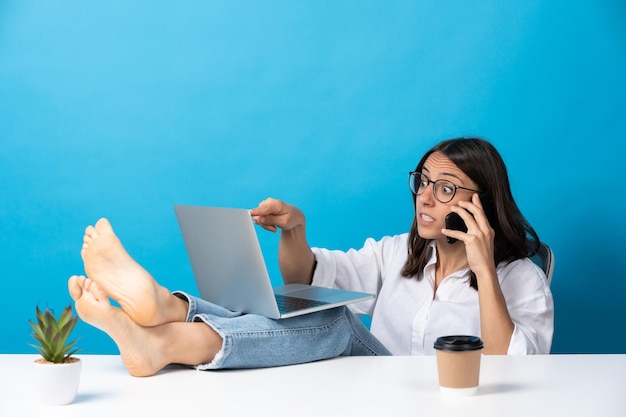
[434,240,469,283]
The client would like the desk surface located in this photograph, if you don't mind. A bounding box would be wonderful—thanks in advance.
[0,354,624,417]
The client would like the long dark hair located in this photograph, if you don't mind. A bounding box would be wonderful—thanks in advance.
[400,137,540,289]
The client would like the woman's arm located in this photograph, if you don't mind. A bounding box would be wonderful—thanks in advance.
[250,198,315,285]
[475,268,515,354]
[446,193,514,354]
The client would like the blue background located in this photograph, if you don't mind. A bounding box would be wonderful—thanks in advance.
[2,1,625,355]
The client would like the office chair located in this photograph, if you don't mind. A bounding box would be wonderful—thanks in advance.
[528,240,555,286]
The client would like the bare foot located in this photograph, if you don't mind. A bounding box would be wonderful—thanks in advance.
[68,275,168,376]
[81,218,186,327]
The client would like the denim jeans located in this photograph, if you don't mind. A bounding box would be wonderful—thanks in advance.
[174,291,392,370]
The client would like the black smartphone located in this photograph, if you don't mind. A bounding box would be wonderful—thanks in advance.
[445,212,467,244]
[445,192,495,244]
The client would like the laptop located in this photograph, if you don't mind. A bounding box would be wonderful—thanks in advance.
[174,205,375,319]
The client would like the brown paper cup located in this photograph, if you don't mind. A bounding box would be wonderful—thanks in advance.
[434,336,483,396]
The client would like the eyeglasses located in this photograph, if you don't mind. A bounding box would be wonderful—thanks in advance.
[408,171,480,203]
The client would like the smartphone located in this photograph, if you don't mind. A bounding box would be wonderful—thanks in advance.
[445,192,495,244]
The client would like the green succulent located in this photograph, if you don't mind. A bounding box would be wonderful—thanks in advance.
[29,304,80,363]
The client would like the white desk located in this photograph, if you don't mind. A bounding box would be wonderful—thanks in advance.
[0,354,624,416]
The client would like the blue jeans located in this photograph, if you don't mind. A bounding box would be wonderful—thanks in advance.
[174,292,392,369]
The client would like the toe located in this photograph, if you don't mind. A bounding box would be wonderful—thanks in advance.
[84,225,98,240]
[95,218,113,233]
[68,275,84,300]
[90,281,109,301]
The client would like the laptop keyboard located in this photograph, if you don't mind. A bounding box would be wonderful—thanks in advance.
[274,294,329,313]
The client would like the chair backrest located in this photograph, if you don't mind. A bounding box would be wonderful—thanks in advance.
[529,240,555,286]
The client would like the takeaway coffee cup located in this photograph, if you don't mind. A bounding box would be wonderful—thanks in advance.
[434,335,484,396]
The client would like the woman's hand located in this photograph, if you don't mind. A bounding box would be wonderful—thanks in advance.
[444,193,496,279]
[250,197,315,285]
[250,197,305,233]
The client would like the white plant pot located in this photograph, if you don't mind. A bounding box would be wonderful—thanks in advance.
[33,357,82,405]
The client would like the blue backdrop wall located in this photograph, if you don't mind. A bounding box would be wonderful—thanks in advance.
[2,1,625,355]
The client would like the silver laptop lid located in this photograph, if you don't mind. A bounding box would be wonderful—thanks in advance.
[174,205,281,317]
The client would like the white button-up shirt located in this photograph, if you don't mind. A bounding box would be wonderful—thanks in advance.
[311,234,554,355]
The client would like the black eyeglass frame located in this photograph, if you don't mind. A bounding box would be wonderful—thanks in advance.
[408,171,480,204]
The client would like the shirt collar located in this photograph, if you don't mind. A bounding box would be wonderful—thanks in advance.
[424,240,472,279]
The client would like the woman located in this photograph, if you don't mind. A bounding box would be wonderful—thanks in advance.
[68,137,553,377]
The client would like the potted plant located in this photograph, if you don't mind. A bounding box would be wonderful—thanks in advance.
[29,304,82,405]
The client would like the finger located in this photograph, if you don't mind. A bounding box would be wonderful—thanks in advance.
[251,210,283,230]
[441,227,467,243]
[468,194,491,230]
[450,204,476,225]
[258,224,278,233]
[249,197,280,216]
[454,200,492,243]
[455,197,487,229]
[473,192,483,208]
